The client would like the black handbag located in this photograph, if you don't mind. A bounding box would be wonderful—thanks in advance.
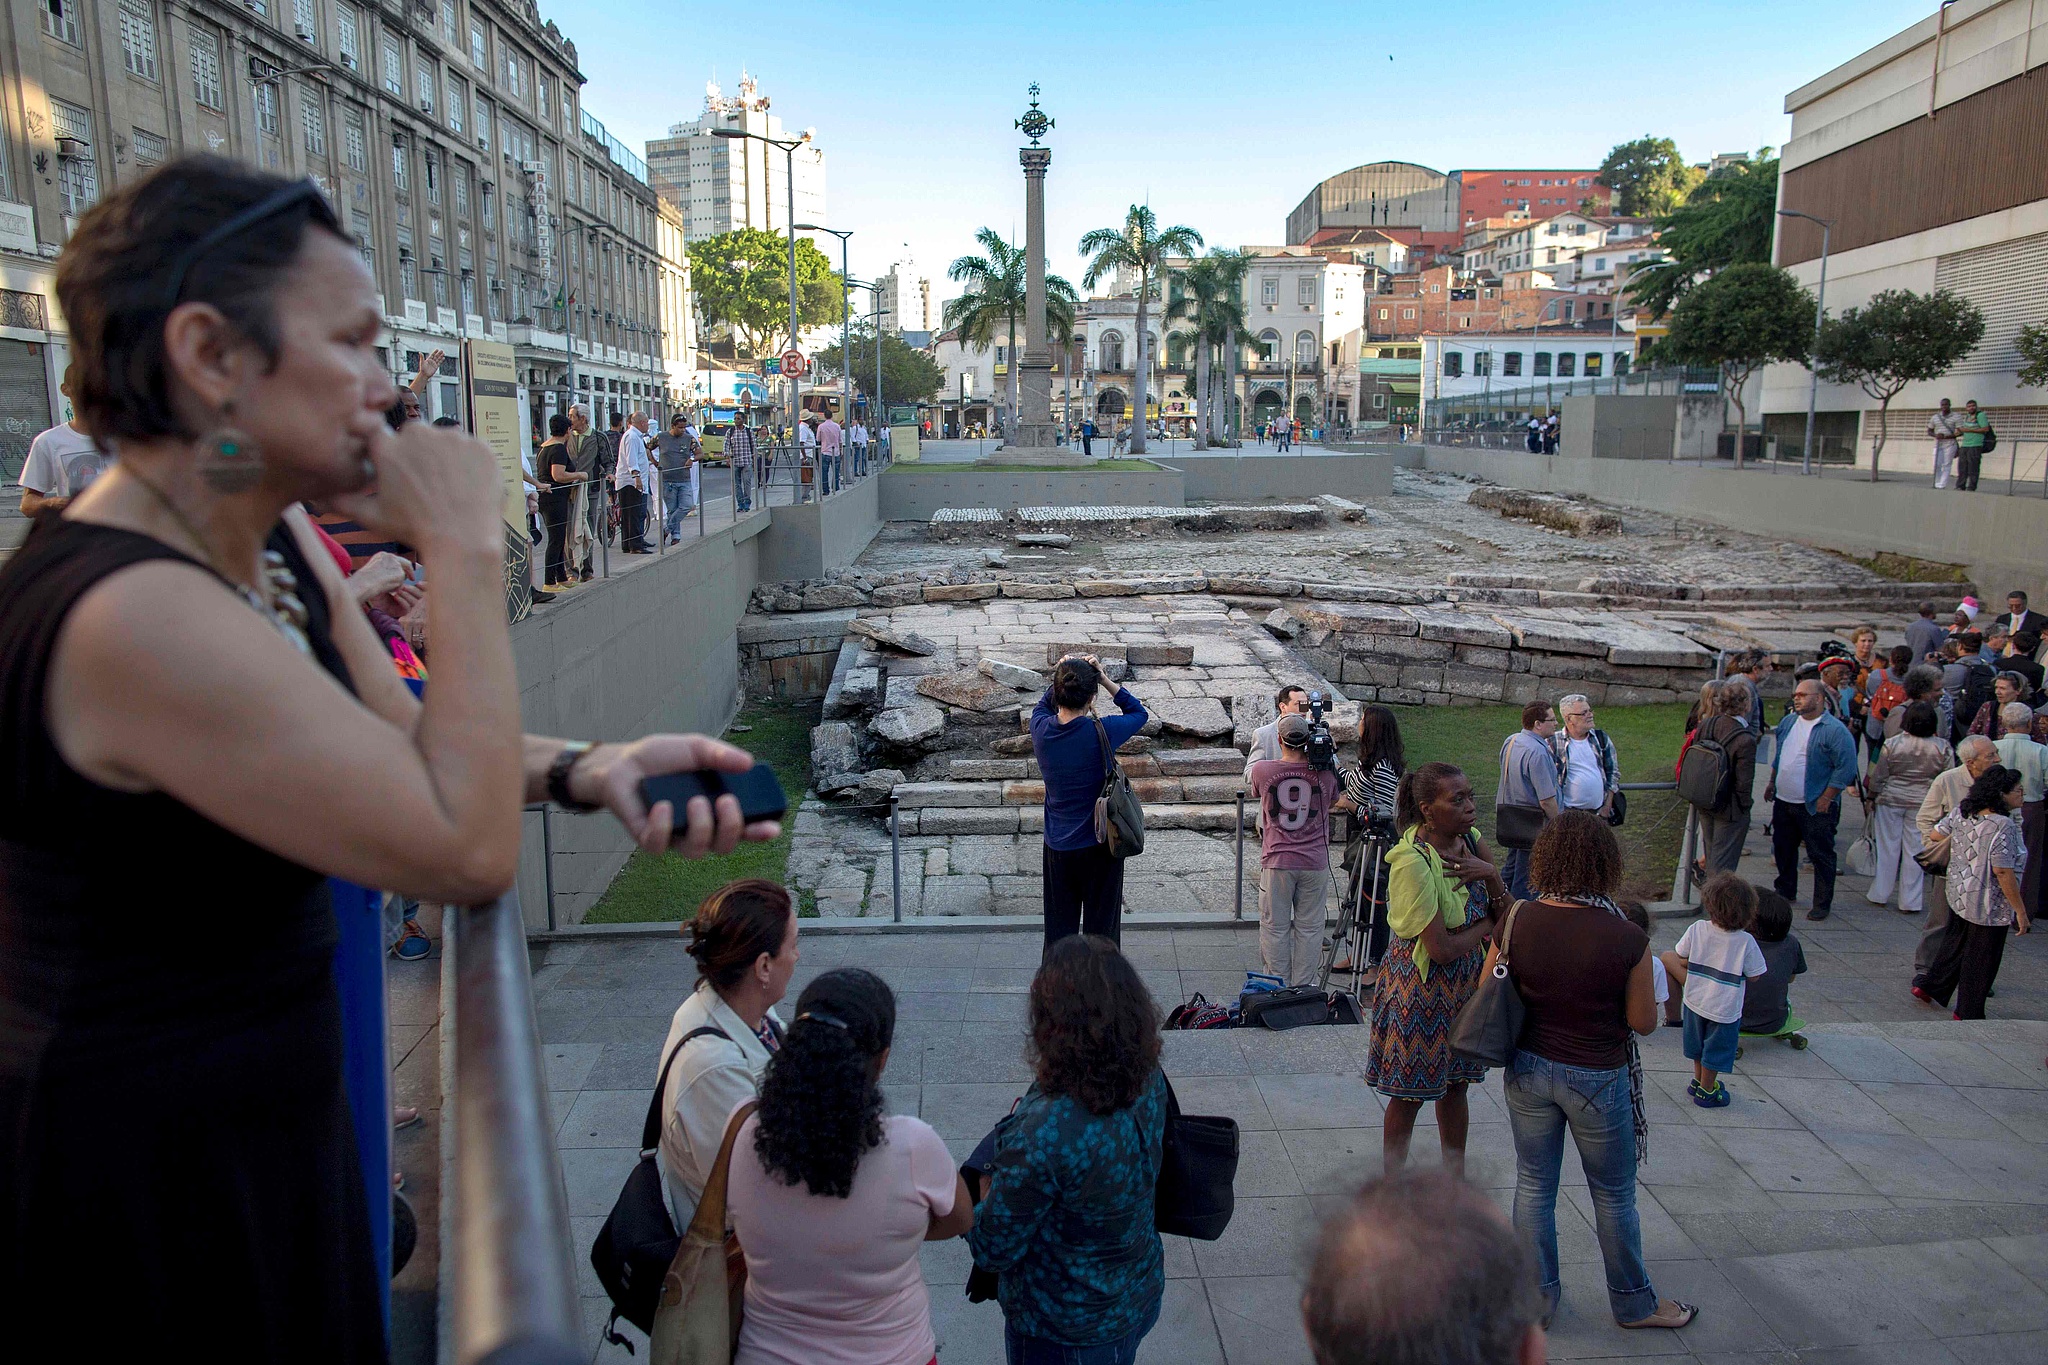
[1448,900,1527,1068]
[589,1024,730,1342]
[1093,719,1146,858]
[1156,1076,1239,1240]
[1494,803,1548,850]
[1606,789,1628,827]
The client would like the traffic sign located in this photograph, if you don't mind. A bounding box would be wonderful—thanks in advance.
[781,349,808,377]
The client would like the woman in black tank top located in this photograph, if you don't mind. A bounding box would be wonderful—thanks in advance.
[0,158,781,1360]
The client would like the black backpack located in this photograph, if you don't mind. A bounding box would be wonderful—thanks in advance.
[1677,723,1735,813]
[589,1024,730,1345]
[1958,659,1999,739]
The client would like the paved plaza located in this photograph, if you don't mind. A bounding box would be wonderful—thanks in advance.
[530,862,2048,1364]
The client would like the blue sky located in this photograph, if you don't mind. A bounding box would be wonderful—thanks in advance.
[551,0,1936,314]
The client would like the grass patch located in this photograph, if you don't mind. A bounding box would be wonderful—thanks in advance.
[888,460,1158,474]
[585,697,821,924]
[1392,703,1695,902]
[1827,548,1970,584]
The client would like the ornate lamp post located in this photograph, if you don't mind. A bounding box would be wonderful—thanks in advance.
[1009,85,1061,450]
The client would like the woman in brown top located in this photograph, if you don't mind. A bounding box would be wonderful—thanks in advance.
[1502,812,1693,1332]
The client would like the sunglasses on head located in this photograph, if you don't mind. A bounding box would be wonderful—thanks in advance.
[155,179,343,310]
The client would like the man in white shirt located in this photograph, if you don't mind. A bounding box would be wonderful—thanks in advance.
[796,417,819,499]
[614,411,655,552]
[1928,400,1961,490]
[18,368,109,515]
[849,419,870,476]
[1551,694,1618,821]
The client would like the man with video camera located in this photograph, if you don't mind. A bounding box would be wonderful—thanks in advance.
[1249,713,1344,985]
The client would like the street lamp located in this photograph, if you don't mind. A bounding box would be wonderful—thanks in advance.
[1777,208,1834,476]
[714,125,814,430]
[797,224,852,441]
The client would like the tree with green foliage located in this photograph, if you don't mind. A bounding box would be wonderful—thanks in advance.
[1167,250,1255,449]
[941,227,1078,438]
[1597,136,1703,218]
[1814,288,1986,480]
[1078,206,1203,454]
[2016,321,2048,390]
[1662,263,1814,468]
[1625,153,1779,320]
[813,324,946,411]
[685,228,843,361]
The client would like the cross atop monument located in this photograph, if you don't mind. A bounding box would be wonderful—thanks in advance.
[1016,83,1053,147]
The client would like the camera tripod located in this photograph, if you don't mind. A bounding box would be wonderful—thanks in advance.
[1318,825,1393,997]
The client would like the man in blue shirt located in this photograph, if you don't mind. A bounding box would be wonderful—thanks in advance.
[1905,600,1947,666]
[1031,655,1149,947]
[1765,679,1861,921]
[1496,701,1561,900]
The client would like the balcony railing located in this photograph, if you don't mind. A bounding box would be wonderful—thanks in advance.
[444,889,583,1365]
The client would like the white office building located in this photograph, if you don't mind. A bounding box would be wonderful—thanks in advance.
[645,73,826,243]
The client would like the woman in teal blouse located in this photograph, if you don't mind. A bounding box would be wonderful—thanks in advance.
[967,935,1166,1364]
[1364,761,1504,1178]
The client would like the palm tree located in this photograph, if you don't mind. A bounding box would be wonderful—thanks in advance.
[1212,249,1254,445]
[942,227,1078,440]
[1079,206,1202,454]
[1166,251,1254,449]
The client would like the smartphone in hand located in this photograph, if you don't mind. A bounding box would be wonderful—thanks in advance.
[639,763,788,829]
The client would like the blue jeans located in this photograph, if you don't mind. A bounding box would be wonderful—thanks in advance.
[1004,1296,1159,1365]
[1502,847,1534,901]
[1504,1051,1658,1324]
[661,476,694,539]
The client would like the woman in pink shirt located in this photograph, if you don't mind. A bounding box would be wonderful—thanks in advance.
[727,968,974,1365]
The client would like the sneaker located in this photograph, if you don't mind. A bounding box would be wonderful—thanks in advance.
[1686,1079,1704,1099]
[392,919,431,961]
[1693,1083,1732,1109]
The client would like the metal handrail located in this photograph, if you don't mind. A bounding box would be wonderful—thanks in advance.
[446,889,583,1365]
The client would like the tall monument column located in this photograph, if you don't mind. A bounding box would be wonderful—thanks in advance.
[1010,85,1061,451]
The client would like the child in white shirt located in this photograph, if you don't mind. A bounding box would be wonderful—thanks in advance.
[1669,875,1767,1108]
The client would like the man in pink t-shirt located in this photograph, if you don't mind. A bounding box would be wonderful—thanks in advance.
[1248,714,1343,985]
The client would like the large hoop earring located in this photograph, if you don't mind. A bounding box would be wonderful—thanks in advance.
[197,403,262,494]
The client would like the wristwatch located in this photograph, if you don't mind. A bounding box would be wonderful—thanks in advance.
[547,740,602,812]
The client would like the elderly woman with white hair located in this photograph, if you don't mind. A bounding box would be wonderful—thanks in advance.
[1912,734,2001,991]
[1992,701,2048,918]
[1865,701,1953,914]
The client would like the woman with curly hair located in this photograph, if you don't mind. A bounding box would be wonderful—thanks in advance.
[968,935,1168,1364]
[1366,762,1502,1178]
[726,968,972,1365]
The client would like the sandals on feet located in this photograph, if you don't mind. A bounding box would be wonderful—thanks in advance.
[1621,1300,1698,1330]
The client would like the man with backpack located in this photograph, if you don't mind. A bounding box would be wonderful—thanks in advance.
[1681,681,1759,877]
[1947,632,1998,745]
[1551,694,1620,823]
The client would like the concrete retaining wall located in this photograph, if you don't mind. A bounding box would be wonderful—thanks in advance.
[1159,452,1393,500]
[512,515,769,929]
[1415,443,2042,603]
[756,473,884,582]
[878,466,1185,520]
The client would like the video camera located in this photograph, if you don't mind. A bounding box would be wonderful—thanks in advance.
[1304,691,1338,772]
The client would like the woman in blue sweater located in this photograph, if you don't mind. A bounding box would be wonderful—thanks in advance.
[1030,654,1148,947]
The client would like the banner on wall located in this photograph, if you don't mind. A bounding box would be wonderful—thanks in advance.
[464,337,532,624]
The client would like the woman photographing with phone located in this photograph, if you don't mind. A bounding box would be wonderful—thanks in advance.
[0,158,778,1358]
[1364,761,1502,1178]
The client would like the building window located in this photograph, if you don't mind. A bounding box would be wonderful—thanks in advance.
[537,75,549,124]
[440,0,455,44]
[424,151,439,205]
[391,140,408,193]
[503,50,522,98]
[190,26,224,108]
[1614,352,1631,375]
[1372,393,1387,411]
[1377,307,1388,320]
[562,87,573,126]
[470,20,486,68]
[1474,352,1491,376]
[132,127,167,165]
[291,0,315,39]
[1503,352,1522,377]
[447,76,464,130]
[1295,330,1316,365]
[382,34,402,95]
[1401,308,1415,320]
[1557,353,1575,377]
[335,4,359,68]
[50,99,98,214]
[1533,352,1552,377]
[1261,277,1277,306]
[343,112,366,170]
[119,1,160,80]
[1297,276,1315,306]
[474,94,490,148]
[1100,330,1123,370]
[255,82,279,135]
[43,0,80,43]
[1443,352,1463,378]
[1584,352,1603,377]
[300,94,325,155]
[454,167,469,216]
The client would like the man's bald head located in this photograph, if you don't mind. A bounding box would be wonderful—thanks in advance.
[1303,1172,1544,1365]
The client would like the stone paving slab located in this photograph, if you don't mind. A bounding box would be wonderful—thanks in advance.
[542,906,2048,1364]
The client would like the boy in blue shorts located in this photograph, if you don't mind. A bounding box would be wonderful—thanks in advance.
[1670,874,1767,1107]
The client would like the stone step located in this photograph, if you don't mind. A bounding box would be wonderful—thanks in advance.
[894,802,1246,836]
[944,746,1244,783]
[893,776,1256,813]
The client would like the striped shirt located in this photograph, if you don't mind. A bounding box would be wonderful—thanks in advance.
[1673,920,1767,1024]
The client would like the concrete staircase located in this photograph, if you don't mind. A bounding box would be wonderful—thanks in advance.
[891,746,1252,836]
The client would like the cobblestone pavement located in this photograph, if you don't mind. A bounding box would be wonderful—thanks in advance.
[853,467,1912,592]
[536,901,2048,1364]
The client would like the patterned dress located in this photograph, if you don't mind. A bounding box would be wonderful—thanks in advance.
[1366,828,1488,1100]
